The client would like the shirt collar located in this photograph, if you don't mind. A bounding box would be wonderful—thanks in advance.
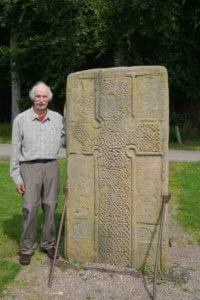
[30,107,51,121]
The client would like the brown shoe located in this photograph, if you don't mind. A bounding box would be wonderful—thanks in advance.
[19,253,31,265]
[42,247,59,260]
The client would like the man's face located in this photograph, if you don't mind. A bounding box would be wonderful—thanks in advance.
[33,84,49,113]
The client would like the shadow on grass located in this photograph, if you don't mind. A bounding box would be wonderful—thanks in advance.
[2,212,62,249]
[0,205,63,294]
[2,214,22,244]
[0,260,21,295]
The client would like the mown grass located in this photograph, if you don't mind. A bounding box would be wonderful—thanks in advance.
[0,159,66,295]
[169,161,200,243]
[169,140,200,151]
[0,123,11,143]
[0,261,21,294]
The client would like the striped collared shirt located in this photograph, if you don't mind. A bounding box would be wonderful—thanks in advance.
[10,107,66,185]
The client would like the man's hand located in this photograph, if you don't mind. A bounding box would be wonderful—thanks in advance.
[16,182,25,194]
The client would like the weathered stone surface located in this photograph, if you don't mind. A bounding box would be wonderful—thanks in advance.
[65,66,169,269]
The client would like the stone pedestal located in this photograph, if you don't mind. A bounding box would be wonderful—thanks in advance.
[64,66,169,269]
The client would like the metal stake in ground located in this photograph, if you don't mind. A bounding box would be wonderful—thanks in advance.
[153,193,171,300]
[48,186,68,288]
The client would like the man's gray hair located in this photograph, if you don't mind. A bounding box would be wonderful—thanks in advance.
[29,81,53,101]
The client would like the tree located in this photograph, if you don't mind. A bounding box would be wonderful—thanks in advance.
[10,28,20,122]
[0,0,109,119]
[0,0,200,130]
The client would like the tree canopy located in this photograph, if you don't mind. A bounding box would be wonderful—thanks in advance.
[0,0,200,130]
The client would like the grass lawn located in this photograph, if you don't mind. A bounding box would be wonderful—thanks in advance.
[169,140,200,151]
[169,161,200,243]
[0,159,66,295]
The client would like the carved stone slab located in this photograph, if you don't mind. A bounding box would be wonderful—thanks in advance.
[65,66,169,268]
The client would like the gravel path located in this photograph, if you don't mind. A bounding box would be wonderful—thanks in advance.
[1,211,200,299]
[169,150,200,161]
[0,144,200,161]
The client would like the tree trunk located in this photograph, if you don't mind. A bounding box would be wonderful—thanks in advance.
[10,28,20,123]
[114,42,124,67]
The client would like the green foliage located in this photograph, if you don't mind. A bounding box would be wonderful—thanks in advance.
[137,263,153,273]
[0,123,11,143]
[169,125,200,150]
[1,0,111,113]
[0,0,200,129]
[169,162,200,244]
[0,46,10,66]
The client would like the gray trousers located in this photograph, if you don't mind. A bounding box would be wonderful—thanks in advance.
[20,160,59,255]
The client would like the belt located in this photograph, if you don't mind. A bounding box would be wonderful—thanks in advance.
[21,159,56,164]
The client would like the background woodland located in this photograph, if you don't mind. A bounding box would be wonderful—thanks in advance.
[0,0,199,134]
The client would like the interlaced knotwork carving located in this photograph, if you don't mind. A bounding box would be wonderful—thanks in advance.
[95,78,132,265]
[72,121,94,152]
[71,76,162,266]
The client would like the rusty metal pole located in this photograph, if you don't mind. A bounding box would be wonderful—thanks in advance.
[48,186,68,288]
[153,194,171,300]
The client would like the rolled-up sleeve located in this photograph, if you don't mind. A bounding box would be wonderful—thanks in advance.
[10,117,23,185]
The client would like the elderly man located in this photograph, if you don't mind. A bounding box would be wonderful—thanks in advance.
[10,81,66,265]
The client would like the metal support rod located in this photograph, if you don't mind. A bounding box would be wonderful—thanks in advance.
[153,194,171,300]
[48,187,68,288]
